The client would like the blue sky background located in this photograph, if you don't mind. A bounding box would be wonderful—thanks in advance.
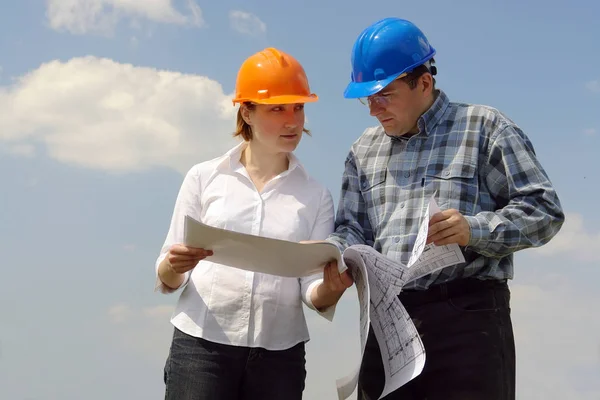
[1,0,599,399]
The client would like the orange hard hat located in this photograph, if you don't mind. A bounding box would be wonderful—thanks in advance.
[232,47,318,105]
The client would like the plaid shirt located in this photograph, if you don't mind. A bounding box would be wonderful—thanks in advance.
[328,90,564,290]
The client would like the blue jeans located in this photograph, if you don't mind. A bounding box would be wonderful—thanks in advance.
[163,327,306,400]
[358,278,516,400]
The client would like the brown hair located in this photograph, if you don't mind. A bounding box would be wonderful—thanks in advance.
[401,58,437,90]
[234,102,311,141]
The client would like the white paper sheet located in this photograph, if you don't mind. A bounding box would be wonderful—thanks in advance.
[182,215,346,277]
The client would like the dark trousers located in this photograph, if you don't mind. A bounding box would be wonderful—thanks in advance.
[358,278,516,400]
[163,327,306,400]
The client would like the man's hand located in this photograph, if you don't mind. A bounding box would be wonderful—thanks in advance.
[323,261,354,292]
[311,260,353,311]
[427,209,471,246]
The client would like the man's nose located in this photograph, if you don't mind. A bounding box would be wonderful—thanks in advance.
[369,100,385,116]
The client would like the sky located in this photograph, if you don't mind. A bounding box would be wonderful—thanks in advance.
[0,0,599,399]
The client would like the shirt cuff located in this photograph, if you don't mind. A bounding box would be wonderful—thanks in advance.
[304,279,336,322]
[154,273,190,294]
[154,254,190,294]
[325,237,348,253]
[464,214,491,250]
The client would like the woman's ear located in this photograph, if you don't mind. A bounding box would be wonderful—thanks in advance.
[241,104,253,125]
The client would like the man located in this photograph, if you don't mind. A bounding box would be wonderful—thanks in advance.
[326,17,565,400]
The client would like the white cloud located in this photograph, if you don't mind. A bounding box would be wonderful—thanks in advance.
[511,278,600,400]
[26,177,39,187]
[585,80,600,93]
[107,304,175,362]
[531,213,600,261]
[304,293,361,399]
[0,56,239,174]
[583,128,597,136]
[108,304,174,323]
[46,0,205,35]
[2,143,36,157]
[122,244,136,251]
[129,18,142,30]
[108,303,135,323]
[229,10,266,36]
[186,0,203,27]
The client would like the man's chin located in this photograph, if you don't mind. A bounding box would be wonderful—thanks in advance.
[380,124,415,138]
[381,125,402,137]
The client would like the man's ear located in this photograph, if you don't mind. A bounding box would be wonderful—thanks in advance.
[420,73,434,95]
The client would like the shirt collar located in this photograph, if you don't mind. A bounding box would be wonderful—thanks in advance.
[286,151,309,180]
[216,140,308,180]
[417,89,450,135]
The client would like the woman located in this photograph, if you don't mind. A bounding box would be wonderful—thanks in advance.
[155,47,352,400]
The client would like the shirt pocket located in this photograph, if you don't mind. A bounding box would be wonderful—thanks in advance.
[424,157,478,215]
[359,165,388,232]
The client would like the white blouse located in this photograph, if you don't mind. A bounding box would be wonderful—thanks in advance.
[155,141,336,350]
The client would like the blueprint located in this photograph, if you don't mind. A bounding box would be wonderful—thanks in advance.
[336,197,465,400]
[334,248,370,400]
[404,196,465,282]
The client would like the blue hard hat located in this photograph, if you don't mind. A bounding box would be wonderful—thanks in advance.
[344,18,436,99]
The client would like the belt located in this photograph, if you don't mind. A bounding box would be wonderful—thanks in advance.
[398,277,507,307]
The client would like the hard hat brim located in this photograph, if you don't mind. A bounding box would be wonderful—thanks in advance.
[233,93,319,105]
[343,74,398,99]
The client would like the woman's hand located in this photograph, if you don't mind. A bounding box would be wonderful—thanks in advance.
[166,244,213,274]
[158,244,213,290]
